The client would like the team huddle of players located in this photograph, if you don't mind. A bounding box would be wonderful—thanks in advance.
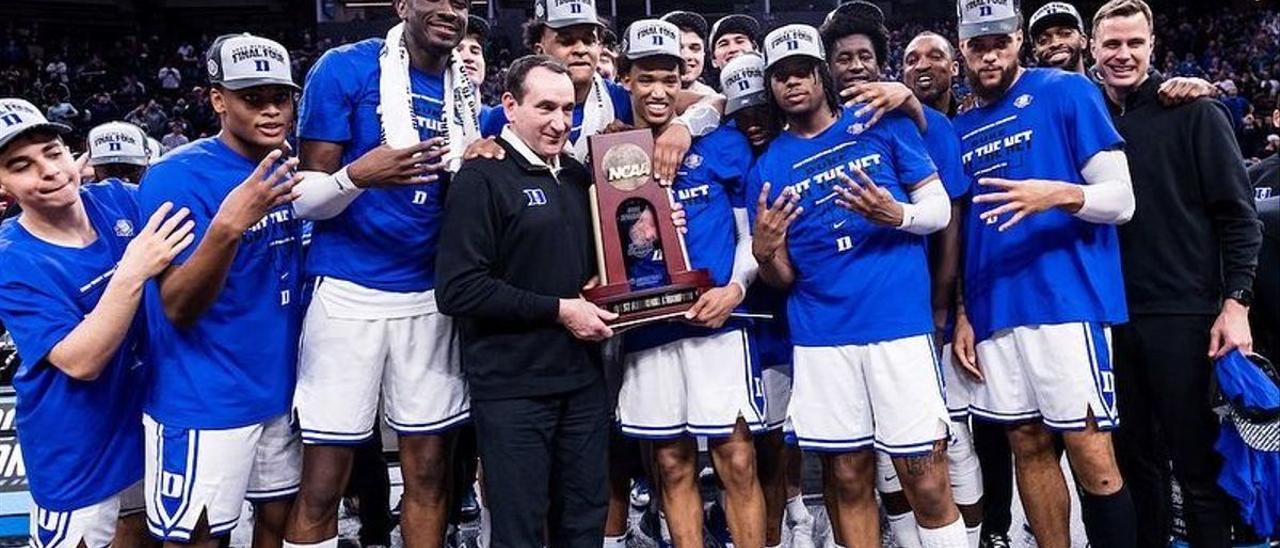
[0,0,1221,546]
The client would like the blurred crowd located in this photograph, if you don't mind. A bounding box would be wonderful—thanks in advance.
[0,4,1277,160]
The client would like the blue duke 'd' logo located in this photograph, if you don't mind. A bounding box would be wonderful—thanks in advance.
[523,188,547,206]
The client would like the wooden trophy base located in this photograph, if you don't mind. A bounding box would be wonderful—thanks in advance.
[583,270,714,329]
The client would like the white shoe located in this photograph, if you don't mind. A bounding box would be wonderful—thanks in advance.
[788,511,817,548]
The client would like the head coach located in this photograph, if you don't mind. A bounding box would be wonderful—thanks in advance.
[435,54,616,547]
[1091,1,1264,546]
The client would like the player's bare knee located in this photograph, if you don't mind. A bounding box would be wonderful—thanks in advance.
[1007,422,1054,459]
[654,442,696,485]
[711,439,757,490]
[1063,429,1123,494]
[824,453,873,500]
[295,485,343,522]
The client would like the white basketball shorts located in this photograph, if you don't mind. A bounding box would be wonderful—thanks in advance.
[30,481,143,548]
[144,413,301,542]
[790,334,950,456]
[970,321,1118,431]
[940,343,974,421]
[294,279,469,444]
[761,363,792,431]
[617,328,767,439]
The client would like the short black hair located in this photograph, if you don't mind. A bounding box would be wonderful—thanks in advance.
[661,11,709,41]
[466,15,490,44]
[908,31,955,60]
[522,20,548,51]
[94,163,147,185]
[601,24,619,50]
[819,14,888,68]
[505,55,570,102]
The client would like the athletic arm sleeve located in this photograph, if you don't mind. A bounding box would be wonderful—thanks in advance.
[729,207,758,292]
[675,95,724,138]
[897,178,951,235]
[435,167,561,323]
[1075,149,1136,225]
[291,169,365,220]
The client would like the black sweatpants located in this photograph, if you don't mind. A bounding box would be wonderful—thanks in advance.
[1112,314,1232,548]
[472,379,610,548]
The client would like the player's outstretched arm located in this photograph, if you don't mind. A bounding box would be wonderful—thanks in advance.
[842,82,928,132]
[1158,77,1219,106]
[652,93,727,185]
[685,208,756,329]
[157,151,299,327]
[294,138,449,220]
[834,169,950,234]
[973,150,1134,231]
[48,203,194,380]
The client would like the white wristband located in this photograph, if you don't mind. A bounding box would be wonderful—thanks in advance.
[333,166,356,191]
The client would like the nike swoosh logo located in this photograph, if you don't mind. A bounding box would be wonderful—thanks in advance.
[833,220,848,229]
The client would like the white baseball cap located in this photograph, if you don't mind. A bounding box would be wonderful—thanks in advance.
[721,52,767,115]
[206,34,299,90]
[763,24,825,70]
[1028,2,1084,38]
[88,121,150,167]
[533,0,599,30]
[957,0,1022,41]
[0,98,70,154]
[622,19,683,64]
[147,137,163,163]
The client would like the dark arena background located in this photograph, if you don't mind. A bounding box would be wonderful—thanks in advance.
[0,0,1278,546]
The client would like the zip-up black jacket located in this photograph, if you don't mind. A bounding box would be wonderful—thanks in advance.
[1105,73,1262,316]
[436,137,602,400]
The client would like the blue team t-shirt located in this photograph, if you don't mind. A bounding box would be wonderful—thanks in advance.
[298,38,452,292]
[623,126,753,353]
[922,107,970,199]
[748,107,938,347]
[953,68,1128,342]
[479,78,634,141]
[0,180,145,510]
[138,137,305,429]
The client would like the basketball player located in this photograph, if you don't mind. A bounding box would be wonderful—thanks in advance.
[138,34,306,546]
[472,0,721,186]
[710,15,761,71]
[614,19,765,548]
[750,23,967,548]
[286,0,477,546]
[720,52,818,548]
[661,11,715,94]
[0,98,192,548]
[951,1,1138,546]
[86,121,152,184]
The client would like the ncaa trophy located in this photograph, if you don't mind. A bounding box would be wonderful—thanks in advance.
[585,129,713,328]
